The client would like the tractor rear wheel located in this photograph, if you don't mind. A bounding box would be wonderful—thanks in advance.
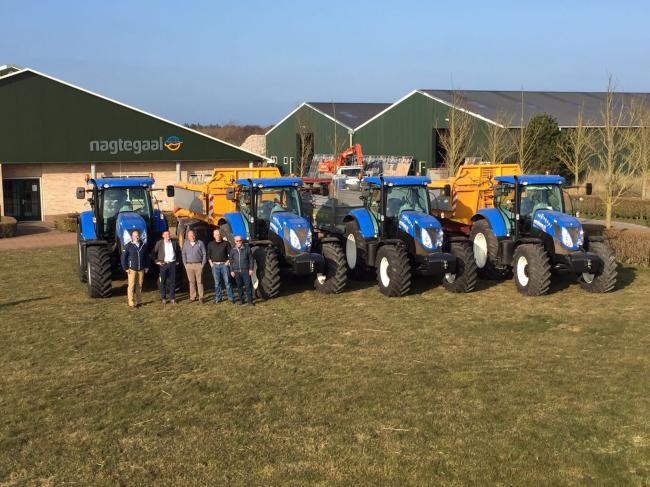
[344,220,372,280]
[376,244,411,297]
[579,241,617,293]
[470,219,510,280]
[512,244,551,296]
[314,241,347,294]
[442,241,478,293]
[252,245,281,299]
[219,222,233,244]
[86,245,112,298]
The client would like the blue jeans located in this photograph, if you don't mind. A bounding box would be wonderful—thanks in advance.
[211,263,234,302]
[233,271,254,304]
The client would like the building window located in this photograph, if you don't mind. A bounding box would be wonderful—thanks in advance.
[271,156,278,164]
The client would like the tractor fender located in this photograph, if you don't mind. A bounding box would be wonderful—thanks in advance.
[474,208,508,237]
[222,212,249,241]
[345,208,377,239]
[78,210,97,241]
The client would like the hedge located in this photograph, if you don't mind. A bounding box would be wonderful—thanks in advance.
[0,216,18,238]
[54,213,79,233]
[571,195,650,222]
[603,228,650,267]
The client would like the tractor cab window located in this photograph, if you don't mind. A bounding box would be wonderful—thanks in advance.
[256,187,302,221]
[385,185,430,218]
[100,187,152,235]
[494,183,516,223]
[519,184,564,221]
[367,188,382,221]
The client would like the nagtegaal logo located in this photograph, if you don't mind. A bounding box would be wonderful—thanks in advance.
[164,136,183,152]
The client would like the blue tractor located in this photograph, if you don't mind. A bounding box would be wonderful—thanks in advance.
[76,176,168,298]
[469,174,617,296]
[337,176,477,297]
[215,177,347,298]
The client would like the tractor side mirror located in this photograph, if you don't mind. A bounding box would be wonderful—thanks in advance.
[76,187,86,199]
[585,183,593,196]
[166,185,175,198]
[443,184,451,197]
[226,188,236,201]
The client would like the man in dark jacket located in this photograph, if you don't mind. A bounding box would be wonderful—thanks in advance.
[229,235,254,305]
[151,230,179,304]
[120,229,149,308]
[208,228,234,303]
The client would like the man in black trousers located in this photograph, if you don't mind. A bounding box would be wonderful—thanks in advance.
[229,235,255,306]
[151,230,180,304]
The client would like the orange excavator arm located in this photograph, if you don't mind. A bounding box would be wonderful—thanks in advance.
[317,144,364,175]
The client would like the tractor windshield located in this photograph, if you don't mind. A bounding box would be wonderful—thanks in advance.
[385,185,430,217]
[99,187,152,236]
[519,184,564,219]
[256,186,303,221]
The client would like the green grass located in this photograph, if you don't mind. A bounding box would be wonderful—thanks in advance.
[1,246,649,486]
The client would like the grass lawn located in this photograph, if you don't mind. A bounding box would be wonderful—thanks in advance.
[0,245,649,486]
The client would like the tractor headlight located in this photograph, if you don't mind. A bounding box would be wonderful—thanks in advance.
[289,228,301,250]
[436,228,444,248]
[305,228,312,250]
[561,227,573,248]
[421,227,433,249]
[576,228,584,247]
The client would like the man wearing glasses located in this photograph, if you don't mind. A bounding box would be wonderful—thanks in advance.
[229,235,255,306]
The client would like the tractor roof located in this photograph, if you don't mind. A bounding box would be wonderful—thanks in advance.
[235,177,303,188]
[93,176,155,188]
[495,174,565,185]
[363,176,431,186]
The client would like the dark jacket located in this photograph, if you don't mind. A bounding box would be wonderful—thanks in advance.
[151,238,180,264]
[229,244,253,272]
[208,240,231,263]
[121,241,150,271]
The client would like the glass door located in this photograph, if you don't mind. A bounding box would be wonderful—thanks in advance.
[2,178,42,221]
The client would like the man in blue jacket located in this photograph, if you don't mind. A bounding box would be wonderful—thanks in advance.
[229,235,255,306]
[121,229,149,308]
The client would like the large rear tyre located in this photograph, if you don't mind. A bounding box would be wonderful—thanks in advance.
[442,241,478,293]
[252,245,281,299]
[470,219,510,280]
[512,244,551,296]
[219,222,233,245]
[344,220,372,280]
[77,239,88,283]
[314,241,347,294]
[579,241,617,293]
[376,244,411,297]
[86,245,112,298]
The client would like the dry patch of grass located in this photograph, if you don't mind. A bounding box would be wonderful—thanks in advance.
[0,246,649,485]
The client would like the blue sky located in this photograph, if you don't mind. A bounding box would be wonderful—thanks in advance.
[2,0,649,125]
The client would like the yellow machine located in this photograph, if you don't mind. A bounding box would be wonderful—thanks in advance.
[429,163,522,228]
[172,166,281,225]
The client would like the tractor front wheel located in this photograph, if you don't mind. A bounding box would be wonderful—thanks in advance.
[314,241,347,294]
[376,244,411,297]
[512,244,551,296]
[344,220,372,280]
[579,241,617,293]
[252,245,281,299]
[86,245,112,298]
[442,241,478,293]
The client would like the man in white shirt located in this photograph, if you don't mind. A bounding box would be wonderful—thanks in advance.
[152,230,180,304]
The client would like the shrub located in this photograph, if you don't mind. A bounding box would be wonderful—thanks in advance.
[570,195,650,222]
[0,216,18,238]
[603,228,650,267]
[54,213,79,233]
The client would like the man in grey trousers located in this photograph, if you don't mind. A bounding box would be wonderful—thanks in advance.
[181,230,207,303]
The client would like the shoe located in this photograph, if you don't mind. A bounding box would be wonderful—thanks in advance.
[170,299,176,304]
[247,302,255,306]
[188,299,196,303]
[199,298,204,304]
[162,299,167,305]
[129,305,136,310]
[215,300,222,304]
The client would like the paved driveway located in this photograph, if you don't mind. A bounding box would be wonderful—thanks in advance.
[0,222,76,251]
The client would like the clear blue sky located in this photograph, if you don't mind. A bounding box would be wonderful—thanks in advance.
[2,0,649,126]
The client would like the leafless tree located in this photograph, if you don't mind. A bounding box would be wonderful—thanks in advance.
[439,91,476,176]
[296,111,313,177]
[480,111,515,164]
[557,108,595,186]
[595,77,638,228]
[515,91,545,172]
[631,97,650,199]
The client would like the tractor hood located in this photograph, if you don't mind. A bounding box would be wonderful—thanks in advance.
[532,210,584,251]
[269,211,312,252]
[116,212,148,247]
[398,211,444,251]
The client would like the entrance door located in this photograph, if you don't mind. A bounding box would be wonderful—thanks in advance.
[2,178,42,221]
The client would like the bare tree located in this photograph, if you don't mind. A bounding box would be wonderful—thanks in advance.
[515,91,544,172]
[631,97,650,199]
[557,108,595,186]
[295,111,313,177]
[595,77,638,228]
[480,111,515,164]
[439,91,476,176]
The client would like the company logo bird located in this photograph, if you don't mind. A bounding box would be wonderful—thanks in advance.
[164,136,183,152]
